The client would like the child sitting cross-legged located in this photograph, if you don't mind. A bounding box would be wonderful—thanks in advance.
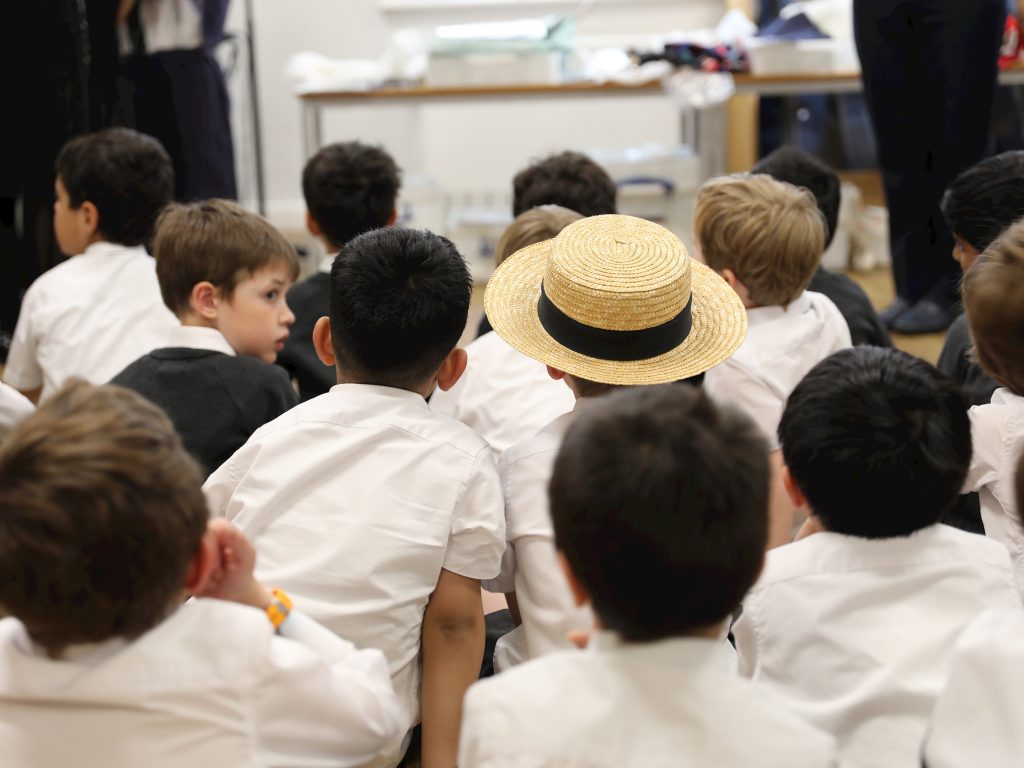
[458,384,837,768]
[204,227,506,768]
[112,200,299,476]
[733,346,1022,768]
[0,380,403,768]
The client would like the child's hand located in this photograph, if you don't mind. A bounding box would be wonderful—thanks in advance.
[195,519,273,610]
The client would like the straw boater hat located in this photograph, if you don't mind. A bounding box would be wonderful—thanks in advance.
[484,214,747,385]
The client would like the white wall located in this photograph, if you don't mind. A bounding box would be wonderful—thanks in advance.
[227,0,725,228]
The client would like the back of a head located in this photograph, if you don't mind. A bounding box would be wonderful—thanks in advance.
[548,385,769,642]
[752,145,840,249]
[56,127,174,247]
[0,381,208,658]
[942,150,1024,251]
[494,205,583,267]
[963,221,1024,396]
[154,199,299,316]
[302,141,401,249]
[330,227,471,390]
[694,174,826,306]
[778,347,971,538]
[512,151,616,217]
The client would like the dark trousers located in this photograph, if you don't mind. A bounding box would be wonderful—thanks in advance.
[853,0,1003,305]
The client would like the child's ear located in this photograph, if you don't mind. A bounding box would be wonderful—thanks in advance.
[546,365,567,381]
[305,210,321,238]
[781,465,808,511]
[557,552,590,607]
[435,348,468,392]
[312,316,336,366]
[80,200,101,238]
[191,281,220,321]
[184,527,219,596]
[721,268,739,289]
[386,205,398,227]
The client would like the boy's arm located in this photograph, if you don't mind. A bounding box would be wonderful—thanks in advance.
[4,287,44,402]
[421,567,485,768]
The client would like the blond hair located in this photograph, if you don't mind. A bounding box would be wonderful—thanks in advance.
[964,219,1024,396]
[495,205,583,267]
[694,174,825,306]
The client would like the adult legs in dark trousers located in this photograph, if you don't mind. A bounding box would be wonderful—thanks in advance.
[853,0,1003,333]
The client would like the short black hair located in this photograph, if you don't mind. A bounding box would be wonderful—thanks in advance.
[779,347,971,539]
[302,141,401,249]
[330,228,471,390]
[512,151,616,217]
[55,127,174,247]
[549,385,769,642]
[941,150,1024,252]
[753,145,840,249]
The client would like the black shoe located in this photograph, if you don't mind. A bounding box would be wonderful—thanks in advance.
[879,297,912,328]
[890,299,955,335]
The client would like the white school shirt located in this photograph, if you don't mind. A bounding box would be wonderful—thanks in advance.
[0,384,34,439]
[3,242,177,400]
[0,599,404,768]
[204,384,505,766]
[487,404,593,672]
[922,608,1024,768]
[703,291,851,448]
[430,331,576,455]
[966,388,1024,593]
[459,630,838,768]
[733,524,1021,768]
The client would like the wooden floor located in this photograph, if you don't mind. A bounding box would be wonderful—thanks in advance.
[847,268,946,365]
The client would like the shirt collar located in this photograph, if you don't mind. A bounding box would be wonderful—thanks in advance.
[318,251,339,274]
[80,241,148,260]
[745,291,812,327]
[328,382,430,407]
[588,629,729,666]
[165,325,237,356]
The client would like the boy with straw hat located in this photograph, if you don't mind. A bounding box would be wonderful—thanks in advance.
[481,213,747,671]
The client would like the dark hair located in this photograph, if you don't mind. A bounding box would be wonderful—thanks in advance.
[330,228,471,389]
[55,127,174,246]
[154,199,299,315]
[512,151,616,217]
[549,385,769,642]
[0,381,208,658]
[779,347,971,538]
[752,145,841,249]
[302,141,401,249]
[941,151,1024,252]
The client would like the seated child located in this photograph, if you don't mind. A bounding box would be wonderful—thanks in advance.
[111,200,299,476]
[3,128,178,402]
[733,347,1021,768]
[481,214,746,670]
[0,383,33,440]
[752,145,891,347]
[279,141,401,400]
[923,448,1024,768]
[0,380,403,767]
[430,205,580,454]
[204,227,506,768]
[459,385,837,768]
[698,173,851,449]
[937,150,1024,407]
[961,219,1024,591]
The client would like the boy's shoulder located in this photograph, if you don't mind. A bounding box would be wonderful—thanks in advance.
[251,383,490,459]
[758,524,1013,586]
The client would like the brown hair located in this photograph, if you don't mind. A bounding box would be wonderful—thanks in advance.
[0,381,209,658]
[694,174,825,307]
[964,220,1024,396]
[495,205,583,267]
[154,199,300,316]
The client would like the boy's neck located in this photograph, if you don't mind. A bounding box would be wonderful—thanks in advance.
[334,366,434,399]
[178,310,218,330]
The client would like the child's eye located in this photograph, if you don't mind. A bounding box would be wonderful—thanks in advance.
[265,290,279,301]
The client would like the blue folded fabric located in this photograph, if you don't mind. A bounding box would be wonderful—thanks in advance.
[757,12,829,40]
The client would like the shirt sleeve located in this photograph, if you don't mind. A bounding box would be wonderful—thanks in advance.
[203,449,245,519]
[255,610,405,767]
[964,405,1003,492]
[442,447,506,580]
[482,451,515,594]
[705,362,783,450]
[731,595,760,679]
[3,284,44,391]
[0,383,34,436]
[514,535,589,660]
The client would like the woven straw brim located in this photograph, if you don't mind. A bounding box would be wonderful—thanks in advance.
[484,238,748,385]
